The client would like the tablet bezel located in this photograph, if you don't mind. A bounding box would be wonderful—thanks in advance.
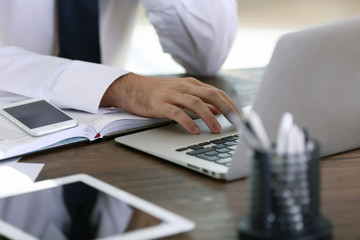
[0,174,195,240]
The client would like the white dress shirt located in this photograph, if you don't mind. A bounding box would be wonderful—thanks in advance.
[0,0,238,113]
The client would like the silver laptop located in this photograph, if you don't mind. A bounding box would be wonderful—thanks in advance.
[115,17,360,181]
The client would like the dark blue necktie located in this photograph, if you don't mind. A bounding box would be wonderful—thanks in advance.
[58,0,101,63]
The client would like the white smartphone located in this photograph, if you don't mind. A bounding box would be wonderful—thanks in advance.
[0,98,78,137]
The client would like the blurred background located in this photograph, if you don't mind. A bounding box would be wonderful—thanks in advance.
[124,0,360,75]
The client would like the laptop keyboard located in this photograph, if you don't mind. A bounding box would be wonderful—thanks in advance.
[175,134,240,167]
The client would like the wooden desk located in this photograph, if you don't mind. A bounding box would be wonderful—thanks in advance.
[21,71,360,240]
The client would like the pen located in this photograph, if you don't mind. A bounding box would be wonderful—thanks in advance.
[225,87,271,151]
[276,112,293,155]
[286,125,305,155]
[227,111,264,150]
[247,111,271,150]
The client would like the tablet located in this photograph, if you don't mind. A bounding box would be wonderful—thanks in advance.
[0,174,195,240]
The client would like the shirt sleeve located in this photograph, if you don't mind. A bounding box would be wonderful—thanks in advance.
[0,45,128,113]
[141,0,238,76]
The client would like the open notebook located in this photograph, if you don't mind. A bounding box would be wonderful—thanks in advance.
[115,17,360,181]
[0,107,169,160]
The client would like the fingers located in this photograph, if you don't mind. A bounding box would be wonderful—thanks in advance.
[160,77,238,134]
[166,94,223,134]
[163,104,201,134]
[183,78,238,112]
[178,78,239,118]
[206,104,221,115]
[198,86,238,114]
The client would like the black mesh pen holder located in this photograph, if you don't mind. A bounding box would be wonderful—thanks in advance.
[238,140,332,240]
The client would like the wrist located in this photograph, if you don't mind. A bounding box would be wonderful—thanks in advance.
[100,72,140,109]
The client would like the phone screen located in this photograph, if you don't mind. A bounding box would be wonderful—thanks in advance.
[3,100,72,129]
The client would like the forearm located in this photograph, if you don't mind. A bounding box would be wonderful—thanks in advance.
[0,45,127,113]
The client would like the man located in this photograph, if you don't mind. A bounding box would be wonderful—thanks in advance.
[0,0,238,134]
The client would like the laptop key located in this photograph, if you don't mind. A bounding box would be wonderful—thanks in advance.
[210,139,225,144]
[213,144,226,149]
[186,147,214,156]
[176,147,188,152]
[188,145,203,150]
[216,148,231,153]
[216,158,232,164]
[227,145,237,150]
[217,153,232,159]
[204,151,218,156]
[224,141,237,146]
[221,136,238,141]
[197,154,220,162]
[199,142,211,146]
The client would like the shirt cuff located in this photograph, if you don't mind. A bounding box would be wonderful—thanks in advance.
[50,61,128,114]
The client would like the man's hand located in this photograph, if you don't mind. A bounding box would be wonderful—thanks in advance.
[100,73,237,134]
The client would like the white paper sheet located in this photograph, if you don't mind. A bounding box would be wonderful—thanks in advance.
[0,157,44,192]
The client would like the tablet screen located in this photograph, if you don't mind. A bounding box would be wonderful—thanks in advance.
[0,182,162,240]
